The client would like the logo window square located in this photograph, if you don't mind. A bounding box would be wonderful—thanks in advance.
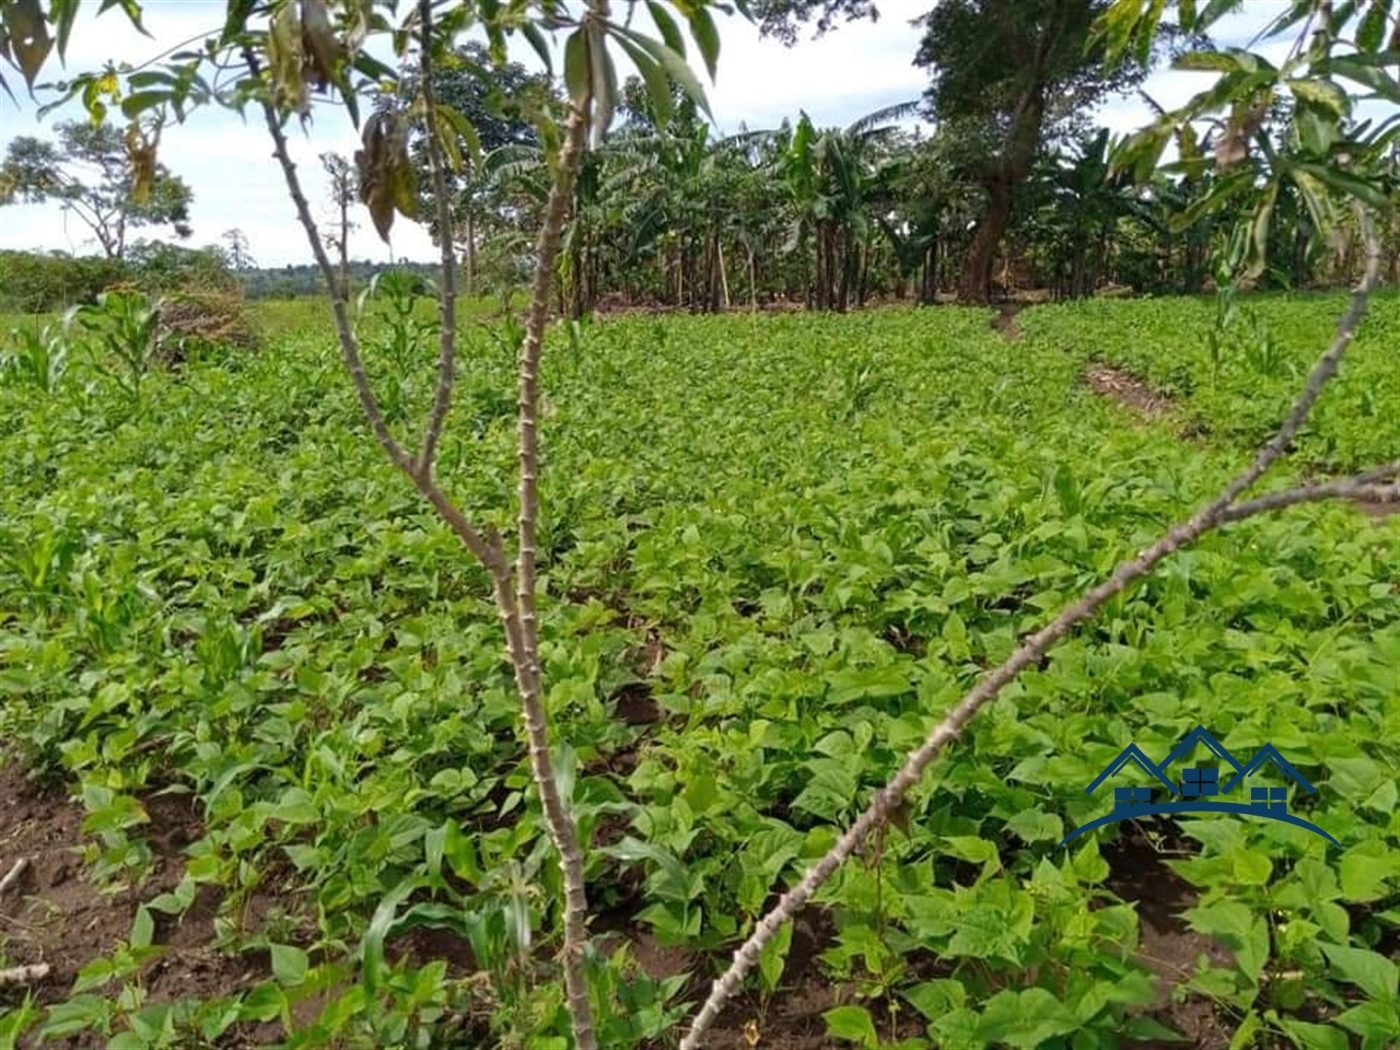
[1252,787,1269,800]
[1116,787,1133,800]
[1201,768,1218,782]
[1269,802,1287,813]
[1133,787,1152,801]
[1182,782,1200,796]
[1184,768,1201,782]
[1199,783,1218,797]
[1271,787,1287,800]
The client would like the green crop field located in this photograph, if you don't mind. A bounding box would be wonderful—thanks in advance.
[1,293,1397,1049]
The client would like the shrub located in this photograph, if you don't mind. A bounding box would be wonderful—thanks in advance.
[0,250,126,313]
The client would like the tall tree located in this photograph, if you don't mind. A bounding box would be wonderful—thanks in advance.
[0,120,193,259]
[916,0,1145,301]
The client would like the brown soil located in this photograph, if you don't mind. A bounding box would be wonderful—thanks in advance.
[991,302,1023,339]
[1356,497,1399,518]
[0,761,270,1046]
[1084,364,1176,419]
[1105,830,1234,1050]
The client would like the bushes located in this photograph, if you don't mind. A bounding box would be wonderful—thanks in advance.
[0,243,240,314]
[0,250,127,313]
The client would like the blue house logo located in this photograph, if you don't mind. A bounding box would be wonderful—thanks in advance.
[1058,725,1338,848]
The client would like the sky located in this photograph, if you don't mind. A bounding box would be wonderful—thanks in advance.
[0,0,1282,267]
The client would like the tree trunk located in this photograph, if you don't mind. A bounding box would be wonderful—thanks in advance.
[718,233,730,311]
[747,244,757,312]
[957,80,1045,303]
[464,204,476,297]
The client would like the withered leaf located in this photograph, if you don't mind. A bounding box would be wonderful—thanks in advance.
[299,0,339,90]
[5,0,53,89]
[267,0,309,115]
[125,123,161,203]
[356,109,415,241]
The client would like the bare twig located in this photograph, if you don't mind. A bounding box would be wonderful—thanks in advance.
[680,215,1387,1050]
[416,0,459,480]
[1218,477,1400,524]
[0,963,49,986]
[0,858,28,897]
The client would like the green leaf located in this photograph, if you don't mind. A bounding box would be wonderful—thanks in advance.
[1339,843,1395,902]
[1319,942,1398,1003]
[361,879,420,996]
[611,25,712,119]
[823,1005,878,1048]
[975,988,1078,1049]
[130,905,154,949]
[614,35,674,127]
[520,22,553,74]
[1286,77,1349,115]
[1357,0,1389,51]
[1291,162,1393,210]
[757,920,792,995]
[1277,1018,1350,1050]
[563,27,590,105]
[903,979,966,1021]
[1336,1000,1400,1043]
[271,943,309,987]
[1004,810,1063,844]
[1185,901,1268,986]
[646,2,686,56]
[687,5,720,80]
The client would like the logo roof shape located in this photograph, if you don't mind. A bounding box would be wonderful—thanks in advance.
[1156,724,1243,775]
[1221,742,1317,796]
[1084,741,1178,796]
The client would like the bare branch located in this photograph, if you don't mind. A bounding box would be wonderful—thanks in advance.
[245,49,413,477]
[247,49,507,574]
[679,216,1388,1050]
[1218,476,1400,524]
[416,0,459,480]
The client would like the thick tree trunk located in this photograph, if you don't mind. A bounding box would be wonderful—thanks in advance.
[960,179,1013,303]
[957,80,1045,303]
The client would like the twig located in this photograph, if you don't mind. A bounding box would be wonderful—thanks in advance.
[0,858,29,897]
[0,963,49,986]
[1218,478,1399,524]
[679,214,1387,1050]
[416,0,459,480]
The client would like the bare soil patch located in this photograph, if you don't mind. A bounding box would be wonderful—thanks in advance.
[1084,364,1176,419]
[1104,829,1233,1050]
[0,761,269,1045]
[991,302,1023,339]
